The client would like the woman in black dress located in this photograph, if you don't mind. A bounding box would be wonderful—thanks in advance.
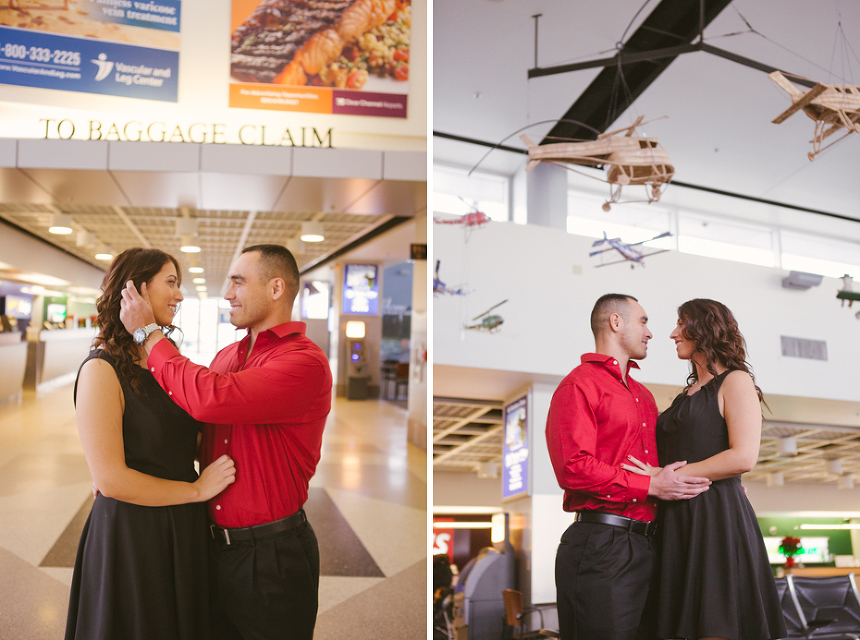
[66,248,236,640]
[623,299,785,640]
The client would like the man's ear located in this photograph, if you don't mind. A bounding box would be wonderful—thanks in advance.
[270,277,286,301]
[608,312,622,333]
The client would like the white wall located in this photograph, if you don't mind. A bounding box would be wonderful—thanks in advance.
[434,220,860,404]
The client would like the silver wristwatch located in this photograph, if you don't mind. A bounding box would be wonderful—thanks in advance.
[132,323,159,345]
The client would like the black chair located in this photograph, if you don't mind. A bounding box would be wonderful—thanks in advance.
[501,589,559,639]
[779,573,860,639]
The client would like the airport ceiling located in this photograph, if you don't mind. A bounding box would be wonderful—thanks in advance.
[433,0,860,224]
[432,1,860,483]
[433,393,860,486]
[0,170,426,297]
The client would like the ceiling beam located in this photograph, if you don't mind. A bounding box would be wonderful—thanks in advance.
[432,424,503,466]
[433,406,499,443]
[539,0,733,143]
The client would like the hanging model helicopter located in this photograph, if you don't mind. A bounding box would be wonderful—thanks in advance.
[465,300,507,333]
[769,70,860,161]
[520,115,674,211]
[589,231,672,268]
[433,260,470,296]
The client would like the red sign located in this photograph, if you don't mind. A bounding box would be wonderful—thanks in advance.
[432,517,454,563]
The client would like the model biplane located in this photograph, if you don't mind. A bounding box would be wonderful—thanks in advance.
[465,300,507,333]
[433,260,469,296]
[589,231,672,268]
[769,70,860,161]
[520,115,674,211]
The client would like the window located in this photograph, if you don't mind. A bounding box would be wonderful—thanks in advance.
[781,231,860,278]
[567,192,672,247]
[434,164,509,222]
[677,214,776,268]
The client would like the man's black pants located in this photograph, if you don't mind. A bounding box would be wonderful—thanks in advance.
[555,521,656,640]
[209,520,320,640]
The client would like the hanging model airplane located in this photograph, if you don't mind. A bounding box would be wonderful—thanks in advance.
[433,260,470,296]
[769,70,860,161]
[433,210,492,228]
[464,300,508,333]
[520,115,674,211]
[589,231,672,268]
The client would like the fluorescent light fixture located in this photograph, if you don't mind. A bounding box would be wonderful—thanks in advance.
[432,506,504,515]
[345,320,365,338]
[431,522,492,529]
[827,459,843,475]
[49,213,73,235]
[192,278,206,284]
[766,472,785,487]
[300,221,325,243]
[176,217,198,236]
[777,437,798,457]
[180,235,201,253]
[188,267,204,274]
[195,285,207,292]
[478,461,499,478]
[491,513,506,543]
[76,231,96,247]
[95,245,114,261]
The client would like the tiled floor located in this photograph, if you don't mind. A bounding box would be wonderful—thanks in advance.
[0,384,427,639]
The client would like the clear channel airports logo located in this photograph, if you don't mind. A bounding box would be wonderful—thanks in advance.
[91,53,114,81]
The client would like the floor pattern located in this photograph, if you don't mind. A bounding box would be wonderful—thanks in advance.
[0,384,426,639]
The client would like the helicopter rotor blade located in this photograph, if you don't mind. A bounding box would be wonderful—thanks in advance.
[471,299,508,320]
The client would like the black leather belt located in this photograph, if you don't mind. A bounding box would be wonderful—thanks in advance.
[210,509,307,545]
[573,510,657,536]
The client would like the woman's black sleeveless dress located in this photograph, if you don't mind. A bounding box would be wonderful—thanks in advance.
[655,370,786,640]
[65,350,210,640]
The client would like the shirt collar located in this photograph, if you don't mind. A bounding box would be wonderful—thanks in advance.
[239,321,307,347]
[581,352,641,379]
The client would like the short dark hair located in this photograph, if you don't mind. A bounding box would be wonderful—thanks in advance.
[242,244,300,301]
[590,293,638,337]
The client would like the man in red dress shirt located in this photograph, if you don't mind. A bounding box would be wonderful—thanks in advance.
[120,244,332,640]
[546,293,710,640]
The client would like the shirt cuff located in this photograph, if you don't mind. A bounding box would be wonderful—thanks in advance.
[147,337,180,374]
[628,472,651,502]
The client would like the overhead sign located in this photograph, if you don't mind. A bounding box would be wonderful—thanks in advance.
[0,0,180,101]
[502,393,530,501]
[229,0,410,117]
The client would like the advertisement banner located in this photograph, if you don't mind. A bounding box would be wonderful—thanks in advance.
[342,264,379,316]
[502,393,529,501]
[0,0,180,101]
[229,0,410,118]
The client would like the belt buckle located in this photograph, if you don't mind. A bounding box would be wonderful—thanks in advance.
[210,523,231,545]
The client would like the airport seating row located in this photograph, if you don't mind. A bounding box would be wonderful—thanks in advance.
[775,573,860,639]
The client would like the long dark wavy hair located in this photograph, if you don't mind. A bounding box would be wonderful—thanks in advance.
[92,248,181,397]
[677,298,764,402]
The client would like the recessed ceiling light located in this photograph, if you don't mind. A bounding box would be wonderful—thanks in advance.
[188,267,204,274]
[192,277,206,284]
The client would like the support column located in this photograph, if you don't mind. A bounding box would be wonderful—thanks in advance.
[407,211,427,449]
[526,162,568,230]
